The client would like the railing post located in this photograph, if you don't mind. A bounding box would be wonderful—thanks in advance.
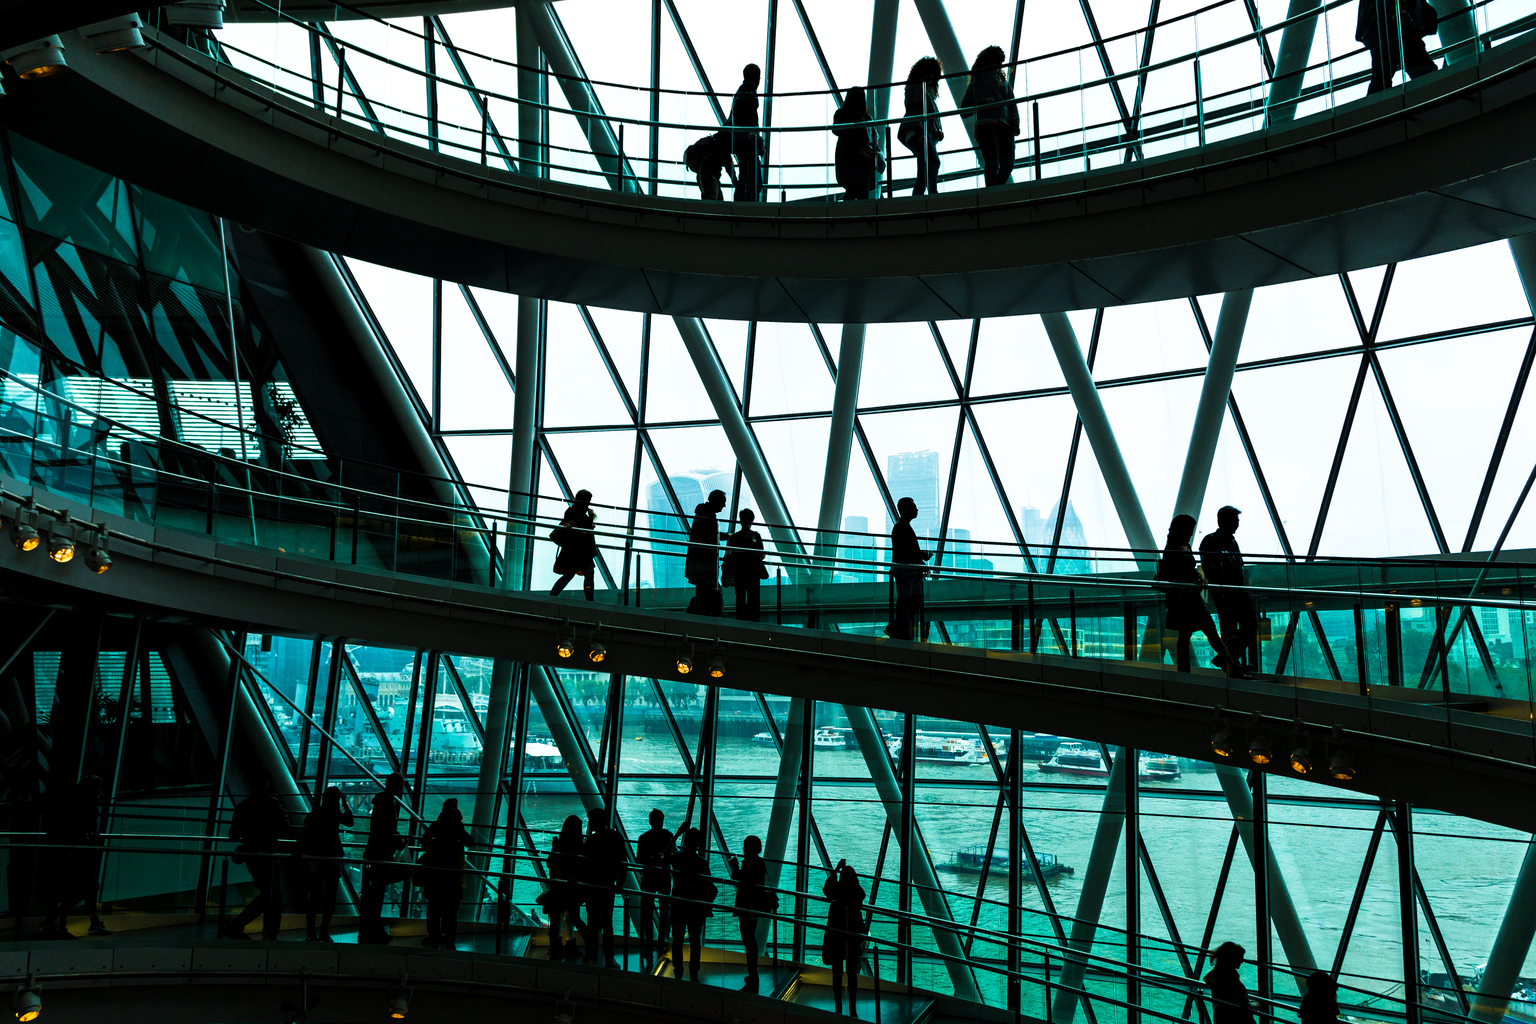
[336,46,346,122]
[1385,601,1403,687]
[1195,58,1206,148]
[480,91,489,165]
[1069,588,1078,658]
[1028,580,1038,654]
[1032,101,1042,180]
[1354,601,1369,695]
[1123,602,1136,661]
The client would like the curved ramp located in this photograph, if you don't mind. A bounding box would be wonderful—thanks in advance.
[3,483,1534,834]
[2,29,1536,321]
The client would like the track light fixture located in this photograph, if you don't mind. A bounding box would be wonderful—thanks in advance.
[587,625,606,664]
[47,524,74,564]
[10,516,39,552]
[1247,713,1272,765]
[0,37,66,79]
[553,990,576,1024]
[1328,725,1356,781]
[166,1,228,30]
[1210,708,1234,758]
[675,642,694,675]
[556,622,575,659]
[83,535,112,575]
[12,976,40,1023]
[80,15,145,53]
[386,977,411,1020]
[708,652,725,679]
[1289,721,1314,775]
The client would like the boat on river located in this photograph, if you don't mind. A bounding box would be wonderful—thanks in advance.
[752,731,776,747]
[950,846,1074,878]
[1039,743,1109,778]
[1138,754,1181,781]
[814,727,852,750]
[884,732,997,765]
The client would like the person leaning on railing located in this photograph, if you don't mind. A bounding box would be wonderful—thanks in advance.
[886,496,932,641]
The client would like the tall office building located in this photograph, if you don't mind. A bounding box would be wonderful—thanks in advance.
[885,451,940,541]
[647,469,733,589]
[1022,501,1094,574]
[836,514,877,582]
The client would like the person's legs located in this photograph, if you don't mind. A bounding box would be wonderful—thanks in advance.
[739,914,759,986]
[978,128,1003,186]
[443,896,461,949]
[1176,630,1193,673]
[319,873,339,937]
[359,862,383,938]
[304,870,320,938]
[924,136,940,193]
[902,137,925,196]
[892,575,919,639]
[640,890,657,957]
[261,856,284,940]
[547,900,565,958]
[582,569,594,601]
[671,911,685,975]
[997,136,1016,186]
[847,950,859,1013]
[585,894,615,963]
[734,145,758,201]
[550,572,575,596]
[1195,610,1235,669]
[745,581,760,621]
[832,959,845,1013]
[1404,33,1437,78]
[425,892,443,947]
[687,914,703,979]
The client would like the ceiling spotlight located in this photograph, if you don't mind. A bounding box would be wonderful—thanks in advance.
[47,532,74,564]
[1328,725,1356,781]
[166,1,228,30]
[13,977,40,1023]
[83,541,112,575]
[554,992,576,1024]
[556,622,574,659]
[676,643,694,675]
[1210,711,1234,758]
[1247,714,1272,765]
[80,15,145,53]
[10,518,39,552]
[1289,743,1313,774]
[386,982,411,1020]
[0,37,66,79]
[708,652,725,679]
[587,640,606,664]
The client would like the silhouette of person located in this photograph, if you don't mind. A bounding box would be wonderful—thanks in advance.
[1204,941,1256,1024]
[959,46,1019,187]
[821,861,868,1015]
[223,772,289,940]
[550,489,597,601]
[723,508,768,621]
[670,825,713,981]
[1156,515,1247,677]
[886,496,931,641]
[299,784,354,942]
[686,132,731,200]
[636,808,675,963]
[1300,971,1341,1024]
[833,86,883,201]
[582,806,626,967]
[730,64,762,202]
[36,775,108,939]
[358,772,407,944]
[899,56,944,196]
[546,814,594,960]
[728,835,768,992]
[685,489,727,616]
[1200,506,1258,673]
[419,798,469,950]
[1358,0,1438,95]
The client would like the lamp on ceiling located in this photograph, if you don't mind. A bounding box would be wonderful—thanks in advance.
[1,37,66,80]
[81,15,145,53]
[166,1,228,30]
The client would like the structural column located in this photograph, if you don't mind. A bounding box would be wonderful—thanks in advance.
[1264,0,1323,126]
[868,0,900,122]
[1042,313,1157,564]
[466,657,517,909]
[1471,837,1536,1022]
[763,697,808,889]
[1174,289,1252,518]
[911,0,978,147]
[815,325,865,575]
[843,704,981,1000]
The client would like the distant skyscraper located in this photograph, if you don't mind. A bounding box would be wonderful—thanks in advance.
[1021,500,1094,574]
[647,469,732,589]
[837,514,877,582]
[886,451,940,541]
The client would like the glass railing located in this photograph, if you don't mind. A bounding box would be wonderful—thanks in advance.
[3,359,1535,736]
[174,0,1536,202]
[0,812,1486,1024]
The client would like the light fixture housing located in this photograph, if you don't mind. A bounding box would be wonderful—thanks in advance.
[675,643,694,675]
[13,978,40,1023]
[387,986,410,1020]
[1328,724,1357,780]
[1211,724,1234,758]
[47,525,74,564]
[166,1,228,29]
[708,652,725,679]
[1,37,66,79]
[10,518,39,552]
[80,15,145,52]
[1289,745,1313,774]
[587,641,606,664]
[83,542,111,575]
[556,622,574,659]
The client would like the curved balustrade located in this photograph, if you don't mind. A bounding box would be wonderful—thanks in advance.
[206,0,1526,200]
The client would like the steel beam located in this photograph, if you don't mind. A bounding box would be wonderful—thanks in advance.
[1213,765,1318,991]
[1050,747,1129,1024]
[1175,289,1251,518]
[674,316,805,563]
[1264,0,1323,127]
[1042,312,1158,564]
[815,325,865,575]
[868,0,900,121]
[1471,837,1536,1022]
[843,704,981,1000]
[466,657,516,909]
[762,696,807,889]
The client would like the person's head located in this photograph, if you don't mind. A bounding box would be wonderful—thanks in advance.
[588,805,608,831]
[843,85,867,116]
[743,834,762,856]
[839,863,859,888]
[561,814,585,842]
[574,488,592,507]
[738,508,755,528]
[970,45,1005,77]
[322,785,343,812]
[683,826,703,851]
[440,797,460,820]
[708,489,727,512]
[1212,941,1246,970]
[743,63,761,87]
[1217,505,1241,533]
[897,496,919,522]
[1166,514,1197,550]
[908,55,942,85]
[384,772,405,797]
[1303,971,1338,1004]
[649,808,665,828]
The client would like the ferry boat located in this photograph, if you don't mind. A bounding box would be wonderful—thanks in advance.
[1138,754,1182,781]
[814,727,851,750]
[752,731,776,747]
[951,846,1074,878]
[1039,743,1109,778]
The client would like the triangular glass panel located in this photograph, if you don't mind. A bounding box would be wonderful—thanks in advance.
[859,406,960,538]
[550,664,611,754]
[584,306,646,408]
[1347,264,1389,321]
[1333,818,1407,987]
[329,648,399,781]
[770,2,844,200]
[706,318,751,401]
[344,259,434,403]
[1242,276,1361,362]
[750,322,835,416]
[1100,375,1204,533]
[934,420,1026,582]
[344,643,417,767]
[970,314,1066,398]
[635,440,689,593]
[1315,380,1442,558]
[1377,329,1532,550]
[859,320,961,405]
[439,284,514,432]
[1062,443,1132,568]
[1191,413,1286,560]
[753,416,831,535]
[543,302,635,428]
[440,433,513,515]
[1471,357,1536,552]
[644,316,725,423]
[1227,357,1362,555]
[1378,241,1530,342]
[543,429,640,524]
[1094,298,1209,382]
[971,394,1079,570]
